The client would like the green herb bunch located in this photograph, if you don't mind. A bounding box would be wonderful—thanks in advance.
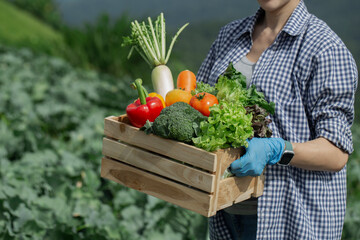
[192,63,275,151]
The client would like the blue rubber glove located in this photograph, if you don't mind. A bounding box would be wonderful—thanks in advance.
[230,138,285,177]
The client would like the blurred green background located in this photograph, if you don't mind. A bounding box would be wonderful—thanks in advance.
[0,0,359,239]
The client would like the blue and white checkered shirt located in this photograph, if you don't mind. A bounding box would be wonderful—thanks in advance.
[197,1,358,239]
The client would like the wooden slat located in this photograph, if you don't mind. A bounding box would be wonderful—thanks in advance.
[104,116,217,172]
[251,174,265,198]
[208,150,223,216]
[207,148,244,215]
[102,137,216,193]
[101,157,213,217]
[216,147,245,176]
[216,176,255,210]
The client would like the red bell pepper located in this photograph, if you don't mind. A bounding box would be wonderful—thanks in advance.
[126,78,164,128]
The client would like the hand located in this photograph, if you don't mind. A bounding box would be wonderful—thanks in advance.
[230,138,285,177]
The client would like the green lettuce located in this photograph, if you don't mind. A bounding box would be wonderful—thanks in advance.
[192,101,253,152]
[246,85,275,115]
[215,74,248,104]
[192,81,217,96]
[191,63,274,152]
[215,63,275,115]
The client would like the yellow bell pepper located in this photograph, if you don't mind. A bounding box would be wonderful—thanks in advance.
[149,92,166,108]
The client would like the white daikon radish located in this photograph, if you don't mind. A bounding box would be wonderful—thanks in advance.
[122,13,188,99]
[151,65,174,99]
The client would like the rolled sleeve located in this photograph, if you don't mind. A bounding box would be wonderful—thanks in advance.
[308,43,358,153]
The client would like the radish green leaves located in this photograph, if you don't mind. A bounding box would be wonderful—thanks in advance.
[122,13,188,68]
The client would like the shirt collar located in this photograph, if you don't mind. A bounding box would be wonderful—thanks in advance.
[234,8,263,39]
[234,0,310,39]
[282,0,310,36]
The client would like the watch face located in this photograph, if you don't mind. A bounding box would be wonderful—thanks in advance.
[279,150,294,166]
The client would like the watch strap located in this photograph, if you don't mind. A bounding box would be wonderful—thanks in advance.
[284,140,293,152]
[277,141,294,166]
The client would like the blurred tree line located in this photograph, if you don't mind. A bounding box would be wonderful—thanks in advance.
[5,0,186,87]
[7,0,62,29]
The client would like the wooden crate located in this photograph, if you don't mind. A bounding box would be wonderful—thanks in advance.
[101,115,264,217]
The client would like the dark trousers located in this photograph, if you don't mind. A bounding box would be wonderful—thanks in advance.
[222,211,257,240]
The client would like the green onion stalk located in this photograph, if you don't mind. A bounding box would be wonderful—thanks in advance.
[122,13,189,99]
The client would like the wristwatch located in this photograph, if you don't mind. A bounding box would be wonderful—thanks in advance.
[277,141,294,166]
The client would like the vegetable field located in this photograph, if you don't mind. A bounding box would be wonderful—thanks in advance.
[0,45,208,239]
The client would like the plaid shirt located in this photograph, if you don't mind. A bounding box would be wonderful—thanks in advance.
[197,1,358,239]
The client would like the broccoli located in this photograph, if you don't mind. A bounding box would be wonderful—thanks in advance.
[142,102,207,143]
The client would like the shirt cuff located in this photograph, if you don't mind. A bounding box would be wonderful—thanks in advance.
[315,117,353,154]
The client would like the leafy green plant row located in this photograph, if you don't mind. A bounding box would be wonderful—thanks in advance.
[343,124,360,240]
[0,45,207,240]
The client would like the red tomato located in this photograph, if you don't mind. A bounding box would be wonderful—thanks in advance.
[190,92,219,116]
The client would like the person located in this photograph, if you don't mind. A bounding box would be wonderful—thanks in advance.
[196,0,358,239]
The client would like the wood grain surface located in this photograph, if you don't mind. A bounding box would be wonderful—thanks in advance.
[101,157,213,216]
[102,137,216,193]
